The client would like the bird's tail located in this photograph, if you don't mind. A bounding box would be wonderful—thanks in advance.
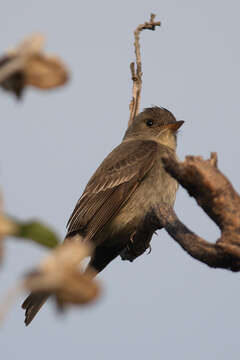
[21,292,49,326]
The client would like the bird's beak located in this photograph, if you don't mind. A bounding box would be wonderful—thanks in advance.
[164,121,184,132]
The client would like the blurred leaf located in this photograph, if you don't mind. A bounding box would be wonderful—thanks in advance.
[23,243,100,318]
[0,194,18,262]
[0,56,24,98]
[0,243,99,326]
[14,219,60,248]
[0,33,69,99]
[24,54,68,89]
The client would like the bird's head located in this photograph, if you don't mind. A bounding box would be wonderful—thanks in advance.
[123,107,184,150]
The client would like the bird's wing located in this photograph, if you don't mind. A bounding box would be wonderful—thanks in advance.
[66,140,157,242]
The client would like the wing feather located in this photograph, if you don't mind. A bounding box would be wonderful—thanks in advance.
[66,140,157,243]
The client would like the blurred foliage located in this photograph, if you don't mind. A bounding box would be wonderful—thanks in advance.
[0,33,69,99]
[13,218,60,248]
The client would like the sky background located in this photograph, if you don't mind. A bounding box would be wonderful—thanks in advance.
[1,0,240,359]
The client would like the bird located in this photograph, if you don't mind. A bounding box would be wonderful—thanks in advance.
[22,106,184,325]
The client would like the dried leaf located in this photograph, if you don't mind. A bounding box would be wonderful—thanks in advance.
[14,33,45,56]
[0,33,69,98]
[0,56,25,98]
[0,243,99,324]
[24,54,68,89]
[24,242,100,308]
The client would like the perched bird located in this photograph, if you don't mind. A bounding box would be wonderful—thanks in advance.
[22,106,184,325]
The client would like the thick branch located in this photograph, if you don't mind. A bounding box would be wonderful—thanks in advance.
[162,153,240,233]
[128,14,161,127]
[154,204,240,271]
[120,202,240,270]
[159,153,240,270]
[121,152,240,272]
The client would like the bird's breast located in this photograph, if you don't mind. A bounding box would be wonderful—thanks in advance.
[108,152,178,237]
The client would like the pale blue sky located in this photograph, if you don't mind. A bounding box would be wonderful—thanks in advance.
[1,1,240,359]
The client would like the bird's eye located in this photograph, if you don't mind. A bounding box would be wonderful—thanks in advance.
[146,119,154,127]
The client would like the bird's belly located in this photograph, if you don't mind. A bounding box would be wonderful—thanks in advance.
[93,155,178,250]
[107,161,178,239]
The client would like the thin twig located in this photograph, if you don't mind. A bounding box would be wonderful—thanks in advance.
[128,14,161,127]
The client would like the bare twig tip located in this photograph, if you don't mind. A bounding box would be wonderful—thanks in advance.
[128,14,161,128]
[210,152,218,167]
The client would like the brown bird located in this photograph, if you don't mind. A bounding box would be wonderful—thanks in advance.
[22,106,184,325]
